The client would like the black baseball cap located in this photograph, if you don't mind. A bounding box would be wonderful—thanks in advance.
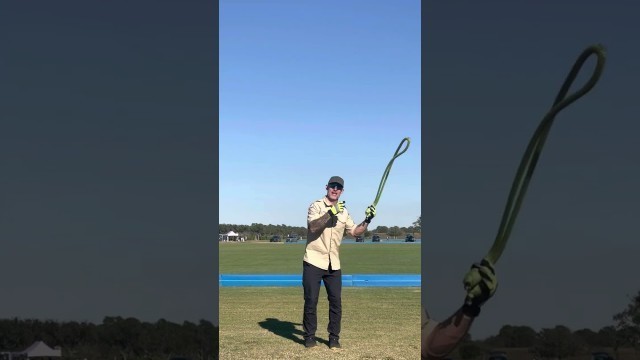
[327,176,344,187]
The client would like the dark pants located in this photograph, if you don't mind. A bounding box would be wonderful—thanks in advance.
[302,261,342,340]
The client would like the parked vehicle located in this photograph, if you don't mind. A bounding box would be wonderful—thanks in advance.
[372,234,381,242]
[487,351,507,360]
[270,235,281,242]
[355,235,364,242]
[286,234,300,243]
[592,352,615,360]
[405,234,415,242]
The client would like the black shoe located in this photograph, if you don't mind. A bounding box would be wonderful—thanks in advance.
[304,337,317,348]
[329,337,341,349]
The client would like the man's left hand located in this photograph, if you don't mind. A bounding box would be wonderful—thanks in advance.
[462,257,498,316]
[364,205,376,223]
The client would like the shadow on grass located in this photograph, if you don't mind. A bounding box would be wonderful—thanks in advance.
[259,318,322,345]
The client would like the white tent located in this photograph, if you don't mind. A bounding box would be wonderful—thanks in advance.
[219,230,242,242]
[16,341,61,358]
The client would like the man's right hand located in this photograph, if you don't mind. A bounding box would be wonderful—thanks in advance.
[328,201,345,216]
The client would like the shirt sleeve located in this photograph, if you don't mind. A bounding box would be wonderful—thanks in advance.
[307,202,323,225]
[422,307,440,359]
[422,306,438,333]
[344,210,357,234]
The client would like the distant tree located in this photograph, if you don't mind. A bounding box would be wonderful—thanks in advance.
[197,320,217,360]
[221,221,426,242]
[533,325,581,360]
[594,325,629,359]
[388,226,401,238]
[513,325,539,347]
[485,325,537,348]
[574,328,598,349]
[613,290,640,350]
[459,341,484,360]
[374,225,389,234]
[596,326,618,347]
[413,215,421,231]
[98,316,140,359]
[483,334,505,348]
[0,317,218,360]
[250,223,264,240]
[218,224,232,233]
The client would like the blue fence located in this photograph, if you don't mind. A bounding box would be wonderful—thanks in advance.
[220,274,421,287]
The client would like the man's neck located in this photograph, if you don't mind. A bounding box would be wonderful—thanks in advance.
[325,196,337,206]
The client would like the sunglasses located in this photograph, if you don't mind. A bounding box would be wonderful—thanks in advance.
[328,183,343,191]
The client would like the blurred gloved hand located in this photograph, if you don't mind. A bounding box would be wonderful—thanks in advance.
[328,201,345,216]
[462,257,498,317]
[364,205,376,223]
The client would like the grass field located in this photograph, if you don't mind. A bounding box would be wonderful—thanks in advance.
[219,287,421,360]
[219,242,421,274]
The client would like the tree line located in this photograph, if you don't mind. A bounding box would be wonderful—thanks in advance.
[0,317,218,360]
[220,216,422,240]
[454,290,640,360]
[3,287,635,360]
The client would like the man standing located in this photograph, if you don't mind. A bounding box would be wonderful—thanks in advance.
[422,258,498,359]
[302,176,376,349]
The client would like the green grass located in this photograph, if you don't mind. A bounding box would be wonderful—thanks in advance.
[219,287,421,360]
[219,242,421,274]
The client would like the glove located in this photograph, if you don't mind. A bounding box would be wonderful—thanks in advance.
[461,257,498,317]
[364,205,376,223]
[328,201,345,216]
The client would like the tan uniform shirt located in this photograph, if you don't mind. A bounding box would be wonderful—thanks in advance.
[303,197,357,270]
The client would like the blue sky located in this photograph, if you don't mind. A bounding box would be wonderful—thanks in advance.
[220,1,421,228]
[2,1,216,324]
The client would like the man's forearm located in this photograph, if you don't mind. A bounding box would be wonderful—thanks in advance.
[352,221,368,236]
[308,212,332,233]
[424,308,475,360]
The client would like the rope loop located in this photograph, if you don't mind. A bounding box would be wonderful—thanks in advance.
[372,137,411,207]
[485,45,606,265]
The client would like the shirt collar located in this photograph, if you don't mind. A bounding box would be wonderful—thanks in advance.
[322,197,333,207]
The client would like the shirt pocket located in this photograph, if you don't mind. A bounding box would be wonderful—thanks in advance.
[335,214,348,232]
